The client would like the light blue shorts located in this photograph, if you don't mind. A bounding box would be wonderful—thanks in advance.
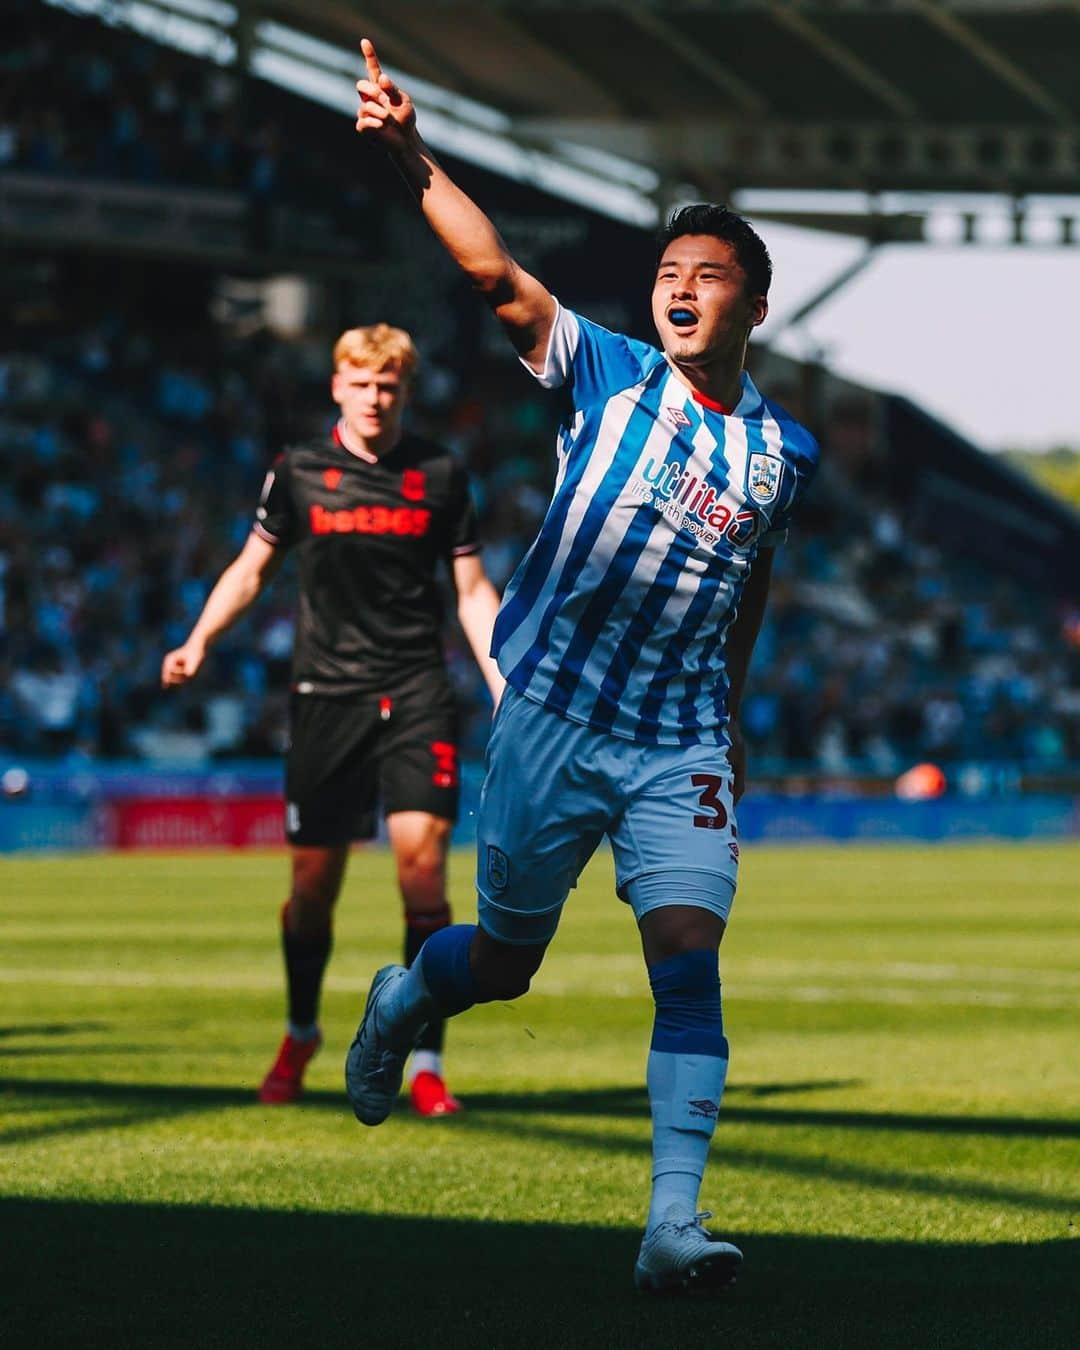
[476,687,739,946]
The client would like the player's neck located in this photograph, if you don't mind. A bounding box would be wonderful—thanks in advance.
[664,353,745,414]
[336,417,399,462]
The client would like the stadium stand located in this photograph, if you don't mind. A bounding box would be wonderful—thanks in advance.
[2,2,1078,792]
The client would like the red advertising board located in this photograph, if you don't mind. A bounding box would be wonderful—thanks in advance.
[110,796,285,849]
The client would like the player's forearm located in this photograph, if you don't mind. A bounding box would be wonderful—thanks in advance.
[186,559,267,650]
[458,581,506,706]
[389,133,520,301]
[724,551,775,719]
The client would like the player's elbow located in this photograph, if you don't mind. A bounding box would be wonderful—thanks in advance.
[469,266,516,309]
[226,564,266,610]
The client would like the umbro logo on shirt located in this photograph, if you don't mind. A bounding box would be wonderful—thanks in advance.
[666,406,692,428]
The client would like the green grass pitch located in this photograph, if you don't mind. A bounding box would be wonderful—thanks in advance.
[1,842,1077,1348]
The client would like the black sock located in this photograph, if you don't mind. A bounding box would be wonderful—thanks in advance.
[283,919,333,1029]
[404,906,451,1056]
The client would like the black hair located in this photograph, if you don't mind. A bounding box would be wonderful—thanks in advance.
[657,204,772,298]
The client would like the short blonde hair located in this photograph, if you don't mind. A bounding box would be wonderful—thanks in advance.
[333,323,419,380]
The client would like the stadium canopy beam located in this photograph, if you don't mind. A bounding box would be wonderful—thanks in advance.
[747,208,926,243]
[40,0,1080,233]
[624,4,770,117]
[763,242,881,345]
[914,0,1072,123]
[334,0,475,96]
[472,5,632,116]
[234,0,255,72]
[763,2,918,119]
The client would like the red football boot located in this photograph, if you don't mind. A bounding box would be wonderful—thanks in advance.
[409,1071,463,1118]
[258,1031,322,1104]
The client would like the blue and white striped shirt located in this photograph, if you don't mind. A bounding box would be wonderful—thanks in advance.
[492,305,819,745]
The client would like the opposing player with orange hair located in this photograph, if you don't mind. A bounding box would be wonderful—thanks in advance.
[163,323,503,1114]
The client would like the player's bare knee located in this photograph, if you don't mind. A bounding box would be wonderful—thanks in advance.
[290,874,341,910]
[403,899,451,934]
[288,852,345,921]
[640,905,726,967]
[397,853,447,909]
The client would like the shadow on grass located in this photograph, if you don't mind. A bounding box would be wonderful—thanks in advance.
[3,1078,1076,1217]
[472,1112,1079,1214]
[0,1045,155,1059]
[3,1076,1076,1139]
[0,1022,109,1039]
[0,1197,1073,1350]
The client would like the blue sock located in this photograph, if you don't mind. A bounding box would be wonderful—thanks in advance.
[380,923,479,1043]
[419,924,479,1015]
[645,949,729,1232]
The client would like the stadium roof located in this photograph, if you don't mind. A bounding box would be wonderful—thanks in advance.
[265,1,1080,202]
[39,0,1080,243]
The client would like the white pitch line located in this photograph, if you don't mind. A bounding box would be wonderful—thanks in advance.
[536,979,1078,1009]
[728,959,1080,988]
[4,942,1075,988]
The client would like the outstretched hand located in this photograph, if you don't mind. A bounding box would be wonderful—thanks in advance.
[355,38,417,149]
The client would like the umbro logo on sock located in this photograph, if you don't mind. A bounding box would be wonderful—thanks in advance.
[688,1098,719,1119]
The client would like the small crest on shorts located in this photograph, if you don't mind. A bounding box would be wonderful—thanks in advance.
[746,453,782,504]
[323,467,343,491]
[486,845,509,893]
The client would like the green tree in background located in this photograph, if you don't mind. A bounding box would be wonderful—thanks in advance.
[1002,448,1080,509]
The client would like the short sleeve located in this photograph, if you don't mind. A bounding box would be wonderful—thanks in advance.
[253,455,297,548]
[446,461,480,559]
[520,302,661,410]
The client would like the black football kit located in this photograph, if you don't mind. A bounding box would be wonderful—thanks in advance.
[254,425,480,844]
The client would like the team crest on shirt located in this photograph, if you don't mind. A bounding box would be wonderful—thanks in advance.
[746,453,783,504]
[323,468,343,491]
[486,845,509,892]
[401,469,426,502]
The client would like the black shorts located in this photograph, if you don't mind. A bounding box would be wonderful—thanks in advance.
[284,680,460,846]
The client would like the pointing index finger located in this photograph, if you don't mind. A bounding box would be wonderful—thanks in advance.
[361,37,383,85]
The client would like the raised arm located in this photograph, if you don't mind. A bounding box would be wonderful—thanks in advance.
[355,38,556,370]
[161,533,284,687]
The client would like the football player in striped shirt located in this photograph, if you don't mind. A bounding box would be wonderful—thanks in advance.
[345,40,819,1293]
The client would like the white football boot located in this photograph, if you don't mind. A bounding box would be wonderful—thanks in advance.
[345,964,420,1125]
[634,1207,743,1295]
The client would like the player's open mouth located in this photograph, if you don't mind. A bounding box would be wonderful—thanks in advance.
[667,307,698,331]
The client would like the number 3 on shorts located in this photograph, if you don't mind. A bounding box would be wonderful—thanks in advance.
[690,773,731,831]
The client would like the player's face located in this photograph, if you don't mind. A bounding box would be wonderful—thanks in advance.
[651,237,767,368]
[331,362,409,446]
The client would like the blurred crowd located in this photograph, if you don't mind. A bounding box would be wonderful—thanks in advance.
[3,2,365,225]
[1,313,1076,778]
[2,1,1077,779]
